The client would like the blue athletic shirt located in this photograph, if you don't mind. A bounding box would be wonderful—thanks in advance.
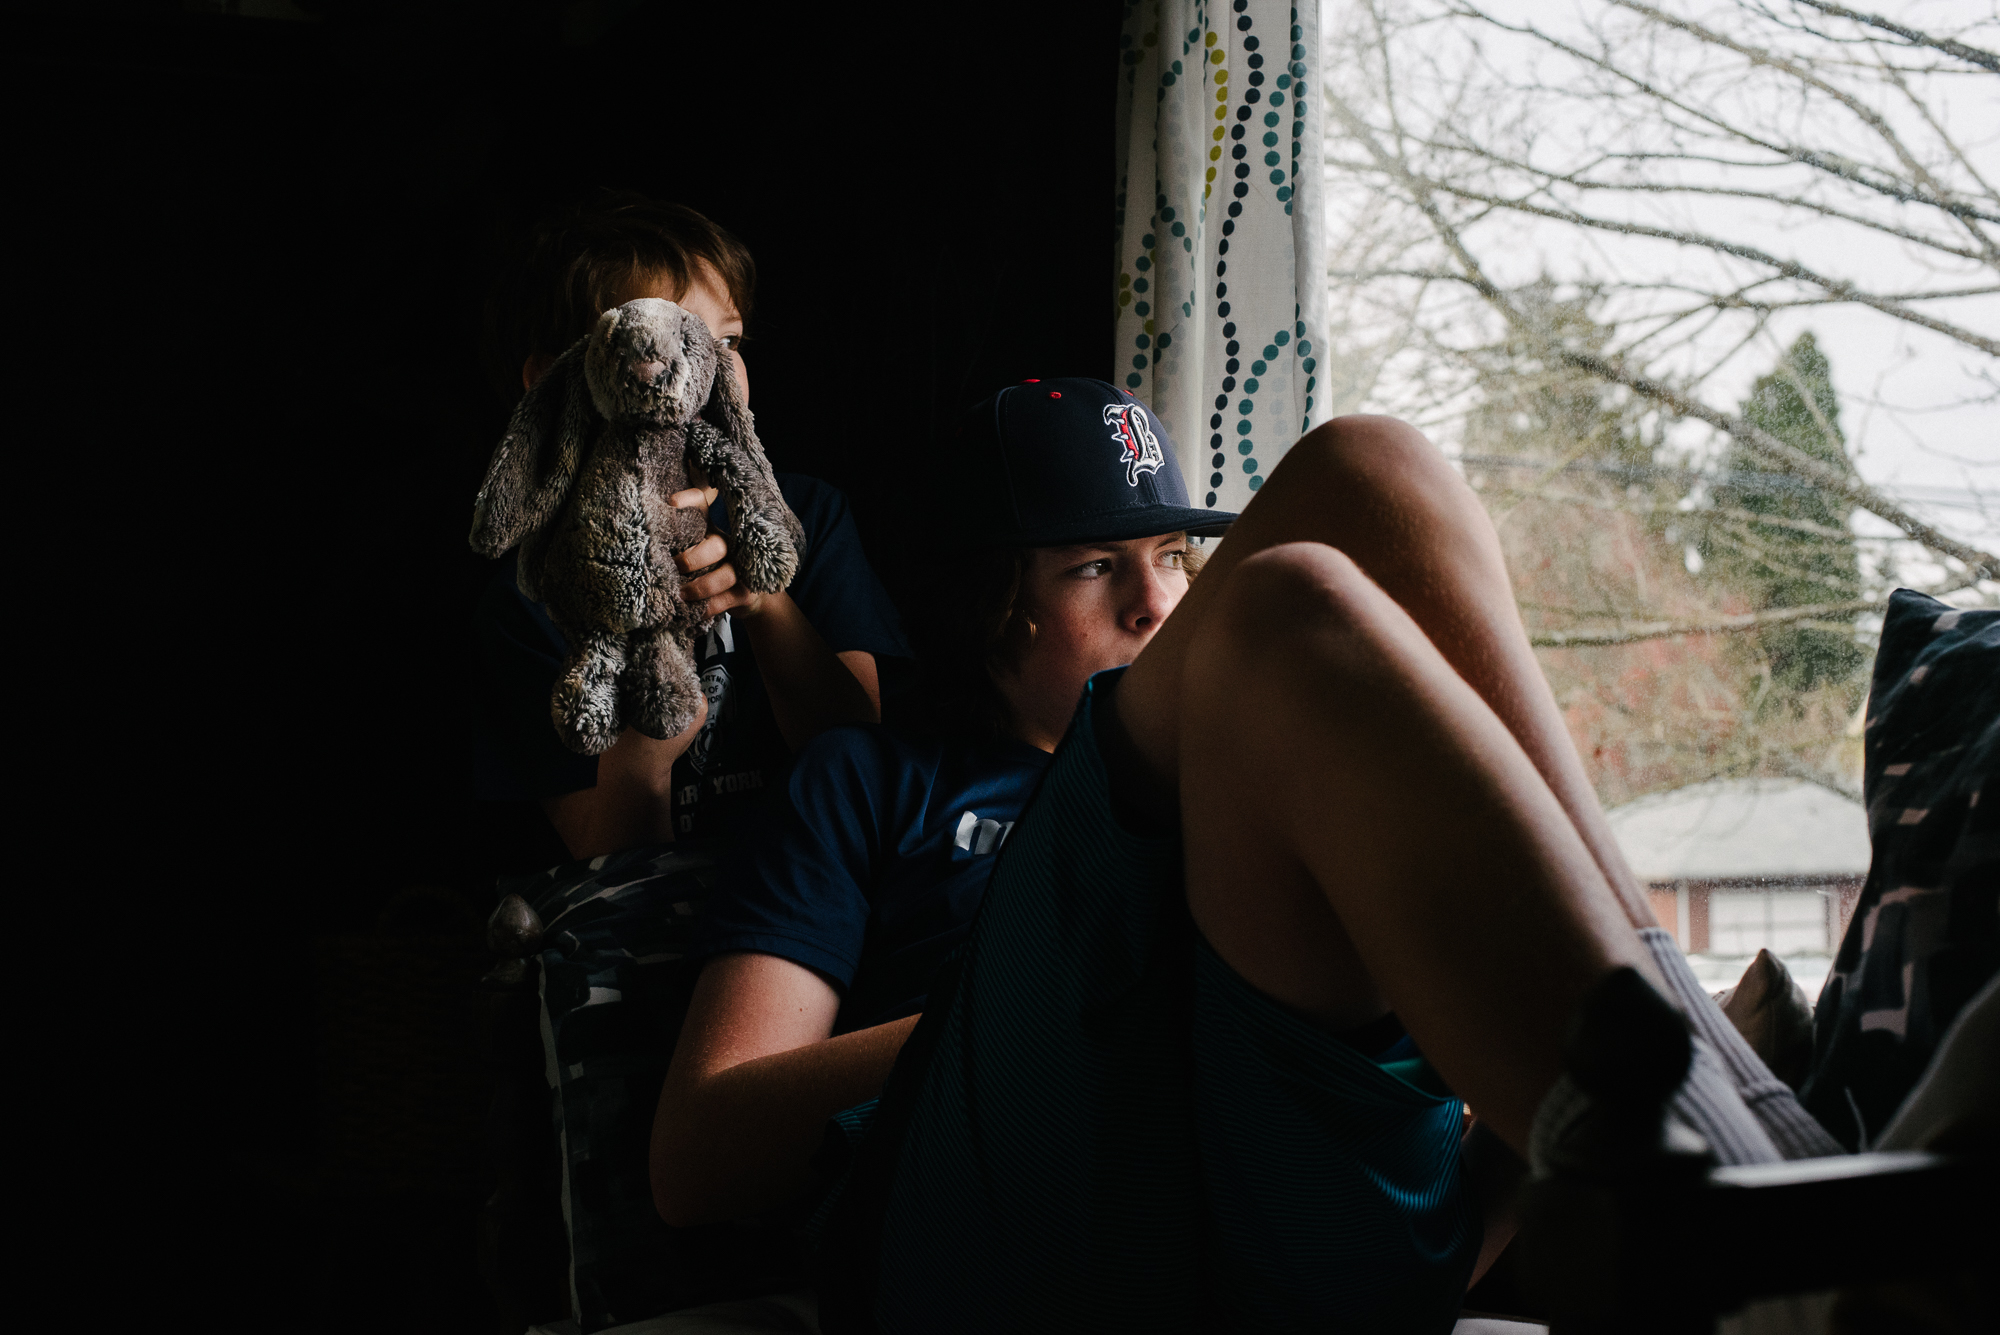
[693,724,1052,1034]
[471,474,912,844]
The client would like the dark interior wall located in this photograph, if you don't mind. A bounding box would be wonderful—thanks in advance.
[24,2,1115,1325]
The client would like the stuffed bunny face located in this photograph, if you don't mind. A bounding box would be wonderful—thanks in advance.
[583,297,718,426]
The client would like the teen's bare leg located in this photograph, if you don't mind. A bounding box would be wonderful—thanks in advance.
[1180,540,1652,1150]
[1124,416,1655,930]
[1118,416,1661,1154]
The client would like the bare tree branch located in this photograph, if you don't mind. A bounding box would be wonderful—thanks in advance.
[1399,148,1991,262]
[1604,0,2000,263]
[1637,284,2000,307]
[1707,521,1866,596]
[1557,347,2000,580]
[1786,0,2000,73]
[1778,754,1862,802]
[1446,2,2000,226]
[1420,182,2000,355]
[1484,485,1868,541]
[1531,597,1882,646]
[1322,85,2000,582]
[1610,3,1976,195]
[1871,49,2000,213]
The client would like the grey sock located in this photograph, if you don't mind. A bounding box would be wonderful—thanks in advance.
[1528,1034,1779,1175]
[1671,1036,1782,1165]
[1639,927,1844,1160]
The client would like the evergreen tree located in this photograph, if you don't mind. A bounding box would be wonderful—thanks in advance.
[1704,333,1866,694]
[1461,283,1657,473]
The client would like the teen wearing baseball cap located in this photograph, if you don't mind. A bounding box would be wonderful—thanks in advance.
[654,391,1826,1328]
[652,381,1226,1216]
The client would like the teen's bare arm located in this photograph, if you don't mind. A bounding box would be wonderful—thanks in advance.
[651,951,918,1227]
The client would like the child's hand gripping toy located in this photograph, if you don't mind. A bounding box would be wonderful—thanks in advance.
[469,298,805,754]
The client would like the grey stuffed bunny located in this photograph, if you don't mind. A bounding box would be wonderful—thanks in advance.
[469,297,805,754]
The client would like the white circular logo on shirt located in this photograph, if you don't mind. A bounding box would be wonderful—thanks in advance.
[687,661,733,774]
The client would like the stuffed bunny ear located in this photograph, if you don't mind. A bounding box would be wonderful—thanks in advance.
[690,330,808,593]
[699,339,756,447]
[469,341,592,558]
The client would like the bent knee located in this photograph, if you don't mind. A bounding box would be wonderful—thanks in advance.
[1283,414,1475,515]
[1204,542,1384,647]
[1225,540,1363,599]
[1187,545,1424,728]
[1296,414,1444,478]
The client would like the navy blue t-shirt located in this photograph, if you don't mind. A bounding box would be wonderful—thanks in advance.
[471,474,911,843]
[695,724,1052,1034]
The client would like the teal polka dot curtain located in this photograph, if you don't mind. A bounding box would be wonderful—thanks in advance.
[1115,0,1326,512]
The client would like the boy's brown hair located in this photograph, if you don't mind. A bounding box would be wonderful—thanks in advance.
[484,191,756,404]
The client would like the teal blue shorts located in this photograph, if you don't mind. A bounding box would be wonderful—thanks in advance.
[822,669,1477,1334]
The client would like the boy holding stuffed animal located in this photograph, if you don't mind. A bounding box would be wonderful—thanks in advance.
[470,195,913,1328]
[473,193,910,860]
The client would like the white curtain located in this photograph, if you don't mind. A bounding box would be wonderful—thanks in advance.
[1115,0,1327,514]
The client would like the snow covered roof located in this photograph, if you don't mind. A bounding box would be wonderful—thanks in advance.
[1604,778,1872,882]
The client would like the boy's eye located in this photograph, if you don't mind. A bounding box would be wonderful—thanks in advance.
[1070,559,1113,579]
[1161,549,1189,570]
[718,334,743,352]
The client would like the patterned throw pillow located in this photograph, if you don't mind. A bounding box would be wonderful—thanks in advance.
[517,846,807,1332]
[1799,589,1999,1151]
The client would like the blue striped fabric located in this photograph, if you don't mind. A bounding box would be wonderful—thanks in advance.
[852,669,1476,1333]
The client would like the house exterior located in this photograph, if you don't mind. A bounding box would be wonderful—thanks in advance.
[1605,778,1872,957]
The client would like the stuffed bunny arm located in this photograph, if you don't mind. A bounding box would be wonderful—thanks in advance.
[469,343,593,558]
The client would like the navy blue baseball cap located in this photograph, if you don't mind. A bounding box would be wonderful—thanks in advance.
[946,378,1237,548]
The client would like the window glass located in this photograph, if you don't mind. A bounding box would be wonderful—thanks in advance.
[1321,0,1997,997]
